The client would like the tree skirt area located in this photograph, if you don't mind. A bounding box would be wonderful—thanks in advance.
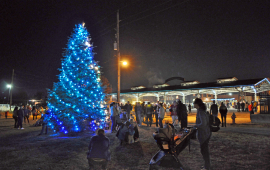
[0,117,270,170]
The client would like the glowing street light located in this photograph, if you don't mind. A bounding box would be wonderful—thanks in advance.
[7,84,12,88]
[122,61,128,66]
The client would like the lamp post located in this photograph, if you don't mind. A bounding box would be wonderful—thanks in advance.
[7,84,11,104]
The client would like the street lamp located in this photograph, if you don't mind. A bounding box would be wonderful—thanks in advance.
[7,84,11,104]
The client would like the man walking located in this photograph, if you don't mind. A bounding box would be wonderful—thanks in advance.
[177,100,188,129]
[210,101,218,118]
[135,102,142,126]
[219,102,228,127]
[17,106,24,129]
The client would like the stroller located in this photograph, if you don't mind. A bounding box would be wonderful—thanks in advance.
[149,123,197,170]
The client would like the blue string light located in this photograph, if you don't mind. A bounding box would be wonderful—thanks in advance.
[46,23,106,134]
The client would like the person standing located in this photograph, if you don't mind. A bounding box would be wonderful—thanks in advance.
[135,102,142,126]
[248,103,254,115]
[125,101,132,120]
[110,102,117,133]
[177,100,188,129]
[38,107,50,135]
[32,106,37,120]
[87,129,110,170]
[237,101,240,112]
[169,101,178,126]
[219,102,228,127]
[193,98,212,170]
[188,104,192,114]
[145,102,153,127]
[158,103,165,128]
[154,102,160,127]
[13,107,18,128]
[241,102,245,112]
[210,101,218,118]
[245,102,249,112]
[23,105,30,124]
[17,106,24,129]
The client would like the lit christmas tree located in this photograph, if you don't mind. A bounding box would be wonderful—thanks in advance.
[47,23,106,134]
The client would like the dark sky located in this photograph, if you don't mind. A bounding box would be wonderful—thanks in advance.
[1,0,270,97]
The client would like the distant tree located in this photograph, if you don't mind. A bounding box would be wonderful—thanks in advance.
[101,76,112,102]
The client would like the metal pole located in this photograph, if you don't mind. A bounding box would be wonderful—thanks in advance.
[117,10,120,103]
[10,69,14,111]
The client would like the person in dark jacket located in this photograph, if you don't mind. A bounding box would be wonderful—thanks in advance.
[17,106,24,129]
[219,102,228,127]
[188,104,192,113]
[38,107,50,135]
[145,102,153,127]
[241,102,245,112]
[135,102,143,126]
[153,102,160,127]
[23,105,30,124]
[32,106,37,120]
[237,101,240,112]
[177,100,188,129]
[87,129,110,170]
[210,101,218,118]
[13,107,19,128]
[193,98,212,170]
[124,101,132,120]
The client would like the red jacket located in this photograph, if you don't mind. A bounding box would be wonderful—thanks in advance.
[248,104,253,111]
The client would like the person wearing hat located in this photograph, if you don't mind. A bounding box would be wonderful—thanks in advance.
[193,98,212,170]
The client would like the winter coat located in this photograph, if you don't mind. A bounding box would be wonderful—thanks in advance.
[13,110,18,117]
[117,125,129,141]
[219,105,228,115]
[135,105,142,114]
[23,109,30,117]
[210,104,218,114]
[87,134,111,160]
[125,104,132,113]
[128,124,135,135]
[115,115,122,124]
[248,104,253,111]
[159,107,165,119]
[194,108,211,144]
[145,104,153,115]
[17,109,24,118]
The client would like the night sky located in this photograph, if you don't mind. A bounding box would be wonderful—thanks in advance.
[1,0,270,98]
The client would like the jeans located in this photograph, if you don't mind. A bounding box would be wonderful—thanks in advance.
[24,116,29,123]
[40,123,48,134]
[200,137,211,170]
[33,114,37,120]
[221,114,226,127]
[171,115,178,126]
[13,116,18,128]
[146,114,152,127]
[88,158,108,170]
[136,112,141,125]
[110,116,116,132]
[159,118,163,128]
[127,111,130,120]
[17,117,23,128]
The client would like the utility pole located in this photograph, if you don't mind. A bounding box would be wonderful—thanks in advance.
[10,69,14,111]
[117,10,120,103]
